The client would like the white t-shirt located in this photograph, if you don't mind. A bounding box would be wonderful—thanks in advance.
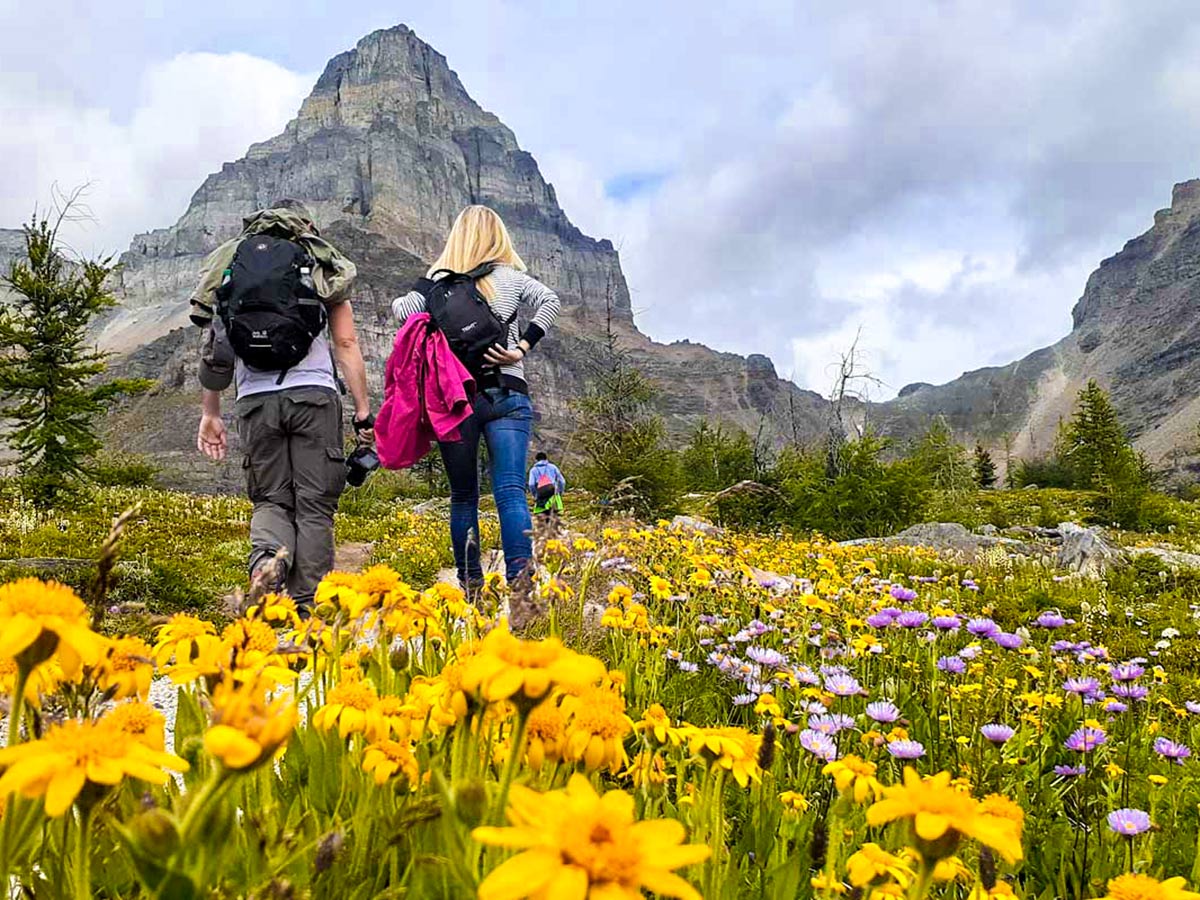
[235,331,338,398]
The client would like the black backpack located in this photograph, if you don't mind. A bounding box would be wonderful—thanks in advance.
[216,234,325,379]
[416,263,517,375]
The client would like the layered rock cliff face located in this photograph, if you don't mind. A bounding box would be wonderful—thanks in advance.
[873,180,1200,471]
[96,25,830,490]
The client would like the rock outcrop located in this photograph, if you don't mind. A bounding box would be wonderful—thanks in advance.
[86,24,830,488]
[873,180,1200,475]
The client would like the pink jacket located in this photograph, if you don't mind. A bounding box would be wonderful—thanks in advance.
[375,313,475,469]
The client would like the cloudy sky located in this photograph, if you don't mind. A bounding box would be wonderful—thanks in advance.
[2,1,1199,398]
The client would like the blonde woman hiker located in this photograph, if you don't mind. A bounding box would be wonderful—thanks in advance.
[391,205,561,592]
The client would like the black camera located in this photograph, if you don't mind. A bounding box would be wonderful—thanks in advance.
[346,444,380,487]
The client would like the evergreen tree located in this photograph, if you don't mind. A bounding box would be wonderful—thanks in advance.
[973,442,998,489]
[0,212,147,506]
[1057,380,1128,489]
[572,298,681,518]
[680,422,757,493]
[909,417,974,492]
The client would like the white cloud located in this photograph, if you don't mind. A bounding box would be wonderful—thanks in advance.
[0,52,311,257]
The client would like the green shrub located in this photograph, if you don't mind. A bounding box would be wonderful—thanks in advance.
[774,434,928,539]
[90,452,161,488]
[1011,457,1078,489]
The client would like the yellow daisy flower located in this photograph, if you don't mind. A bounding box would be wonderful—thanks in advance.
[1099,874,1200,900]
[0,578,104,677]
[459,626,605,711]
[102,701,167,751]
[312,677,380,738]
[824,755,884,803]
[473,774,709,900]
[203,678,297,770]
[362,739,419,787]
[846,843,913,889]
[153,613,217,667]
[866,769,1023,863]
[0,718,187,817]
[96,636,155,700]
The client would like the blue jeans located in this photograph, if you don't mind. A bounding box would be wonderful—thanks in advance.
[438,388,534,584]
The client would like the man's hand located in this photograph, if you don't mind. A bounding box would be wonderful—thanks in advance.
[198,414,228,461]
[353,412,376,443]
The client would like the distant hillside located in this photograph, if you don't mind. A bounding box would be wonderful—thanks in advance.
[873,180,1200,477]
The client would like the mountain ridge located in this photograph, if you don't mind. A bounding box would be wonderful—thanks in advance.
[873,178,1200,474]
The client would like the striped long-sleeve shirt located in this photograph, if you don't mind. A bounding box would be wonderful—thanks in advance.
[390,264,561,392]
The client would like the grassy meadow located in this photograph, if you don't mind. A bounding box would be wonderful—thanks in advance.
[3,483,1200,897]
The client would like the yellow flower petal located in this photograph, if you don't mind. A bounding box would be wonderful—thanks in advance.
[44,768,86,818]
[478,848,561,900]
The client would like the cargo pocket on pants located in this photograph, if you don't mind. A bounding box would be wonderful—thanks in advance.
[326,447,347,498]
[241,454,256,498]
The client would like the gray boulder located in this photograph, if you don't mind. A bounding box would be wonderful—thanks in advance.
[1055,522,1123,577]
[670,515,724,537]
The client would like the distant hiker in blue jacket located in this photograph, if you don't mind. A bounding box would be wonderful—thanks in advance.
[528,452,565,518]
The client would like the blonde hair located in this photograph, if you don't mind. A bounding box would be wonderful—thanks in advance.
[429,205,526,300]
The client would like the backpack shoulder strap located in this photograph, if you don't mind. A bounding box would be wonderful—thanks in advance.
[465,262,497,280]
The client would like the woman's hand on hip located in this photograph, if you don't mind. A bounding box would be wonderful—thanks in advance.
[483,343,525,366]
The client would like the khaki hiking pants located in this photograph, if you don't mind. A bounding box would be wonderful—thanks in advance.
[235,387,346,607]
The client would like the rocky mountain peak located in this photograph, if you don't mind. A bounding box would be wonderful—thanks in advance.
[73,23,832,490]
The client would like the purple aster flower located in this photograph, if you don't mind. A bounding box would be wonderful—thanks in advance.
[962,579,979,591]
[886,739,926,760]
[733,693,757,706]
[1036,610,1071,628]
[931,615,962,631]
[981,723,1015,745]
[1186,701,1200,715]
[896,611,929,629]
[799,729,838,761]
[802,701,829,716]
[1051,640,1078,653]
[824,672,863,697]
[793,666,821,687]
[1054,764,1086,777]
[1153,737,1191,764]
[866,613,895,629]
[1107,808,1151,836]
[1111,663,1145,682]
[1063,677,1101,696]
[808,713,855,735]
[678,661,699,673]
[865,701,901,723]
[1104,700,1128,714]
[958,645,983,660]
[1111,683,1149,701]
[992,632,1024,650]
[966,617,1000,637]
[746,646,788,669]
[1065,726,1107,752]
[890,585,918,603]
[937,656,967,674]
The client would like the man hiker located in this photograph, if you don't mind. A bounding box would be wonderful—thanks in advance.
[191,200,373,615]
[528,451,565,518]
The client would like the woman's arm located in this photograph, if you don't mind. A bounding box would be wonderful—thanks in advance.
[516,273,561,351]
[391,289,427,323]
